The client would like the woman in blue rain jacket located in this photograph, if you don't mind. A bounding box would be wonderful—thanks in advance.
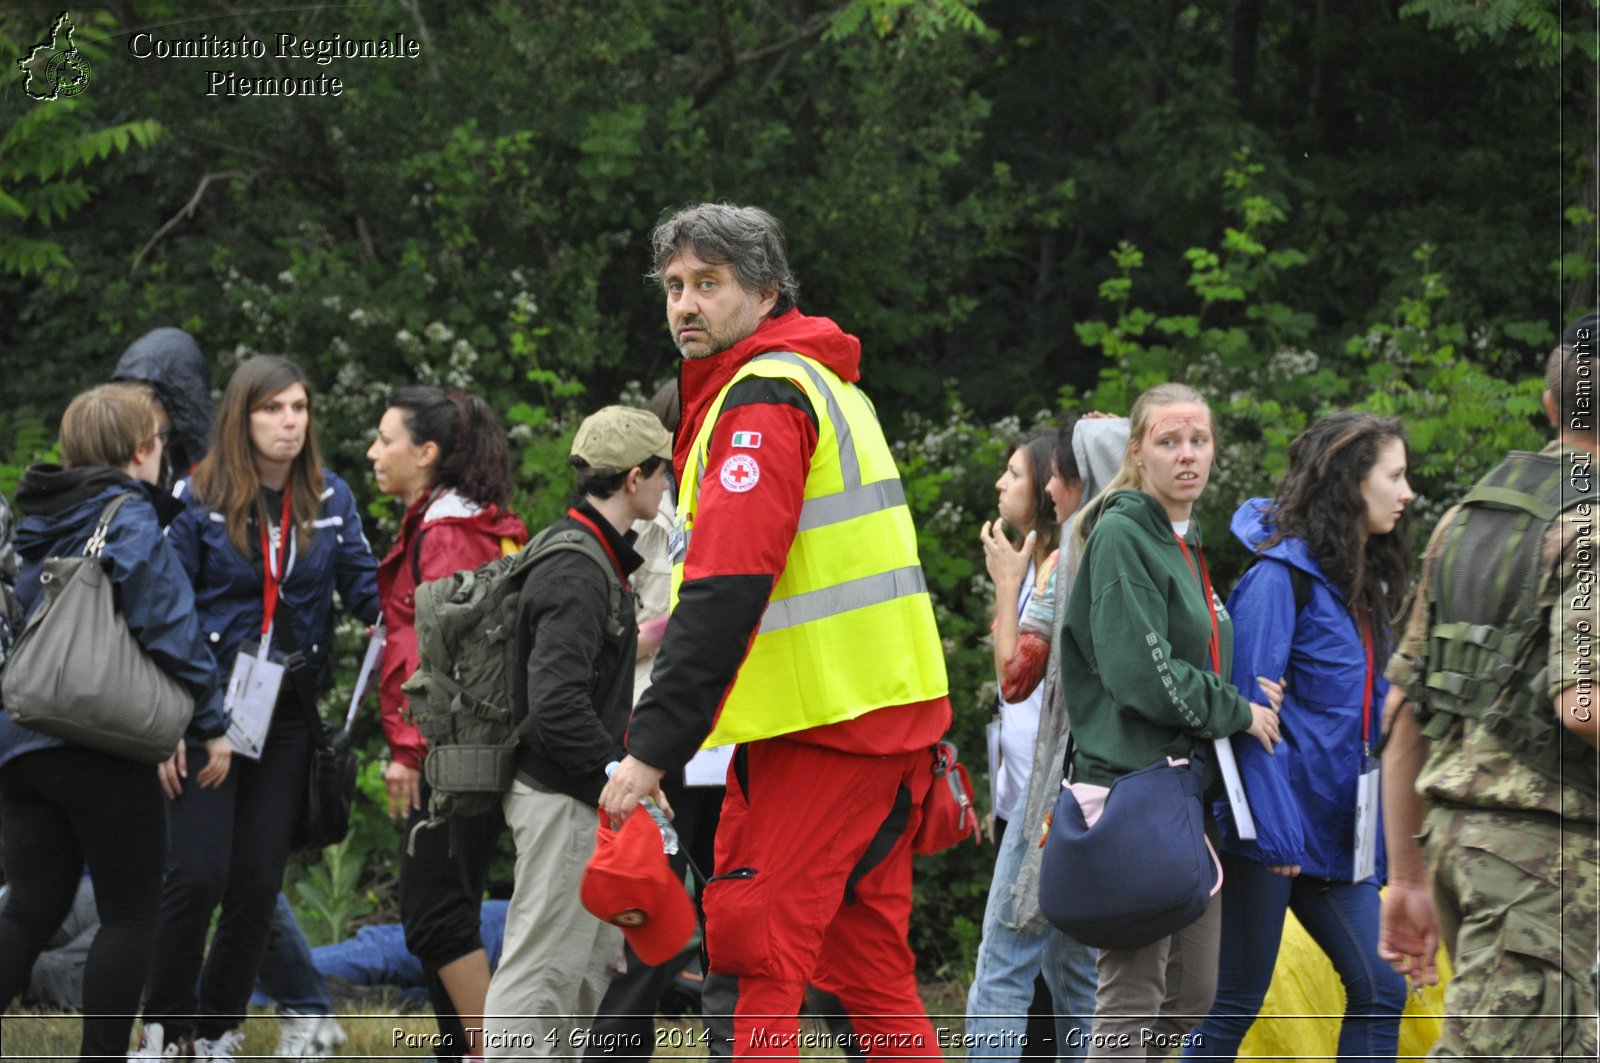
[1187,411,1417,1063]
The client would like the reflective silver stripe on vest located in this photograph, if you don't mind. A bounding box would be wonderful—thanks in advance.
[679,476,907,558]
[796,478,907,532]
[757,565,928,634]
[753,352,859,489]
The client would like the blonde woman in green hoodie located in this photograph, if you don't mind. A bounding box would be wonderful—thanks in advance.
[1059,382,1282,1060]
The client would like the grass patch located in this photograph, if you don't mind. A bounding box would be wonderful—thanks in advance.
[2,992,977,1059]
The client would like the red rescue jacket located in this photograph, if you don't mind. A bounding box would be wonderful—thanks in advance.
[375,489,528,769]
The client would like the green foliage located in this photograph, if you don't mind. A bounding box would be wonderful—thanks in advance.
[1400,0,1600,65]
[1074,160,1547,583]
[0,10,162,277]
[827,0,993,42]
[291,837,375,947]
[1347,244,1544,525]
[0,409,53,498]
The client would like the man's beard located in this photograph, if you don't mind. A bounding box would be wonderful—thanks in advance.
[675,306,762,359]
[674,318,730,359]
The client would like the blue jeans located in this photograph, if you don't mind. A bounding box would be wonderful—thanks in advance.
[965,812,1097,1060]
[1184,854,1406,1062]
[249,894,332,1013]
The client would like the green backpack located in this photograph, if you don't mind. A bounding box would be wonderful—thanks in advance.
[403,522,624,827]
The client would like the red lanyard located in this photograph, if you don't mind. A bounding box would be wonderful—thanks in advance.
[1358,614,1375,752]
[259,483,293,640]
[1173,532,1222,674]
[567,508,632,592]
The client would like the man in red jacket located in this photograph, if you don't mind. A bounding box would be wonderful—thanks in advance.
[600,203,951,1059]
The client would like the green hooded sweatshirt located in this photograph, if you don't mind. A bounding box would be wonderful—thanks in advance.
[1062,489,1253,788]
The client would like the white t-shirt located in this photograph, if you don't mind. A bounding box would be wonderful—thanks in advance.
[994,559,1041,823]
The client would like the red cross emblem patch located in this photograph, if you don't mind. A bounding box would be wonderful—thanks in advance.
[719,454,760,493]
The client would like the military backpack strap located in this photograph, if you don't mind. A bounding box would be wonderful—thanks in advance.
[517,527,625,638]
[409,526,427,586]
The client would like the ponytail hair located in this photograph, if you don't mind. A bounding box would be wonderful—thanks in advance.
[386,386,514,508]
[1076,382,1212,546]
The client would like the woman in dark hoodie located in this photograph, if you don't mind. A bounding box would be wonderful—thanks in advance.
[1059,382,1282,1060]
[111,326,216,486]
[0,383,222,1061]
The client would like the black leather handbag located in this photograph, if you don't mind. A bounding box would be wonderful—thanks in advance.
[278,621,357,853]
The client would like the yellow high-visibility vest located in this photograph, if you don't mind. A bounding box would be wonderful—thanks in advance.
[673,351,948,747]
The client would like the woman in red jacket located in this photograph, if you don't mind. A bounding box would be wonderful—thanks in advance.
[367,387,527,1063]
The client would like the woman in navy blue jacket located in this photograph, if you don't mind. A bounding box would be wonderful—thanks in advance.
[143,356,379,1060]
[1186,412,1415,1061]
[0,383,219,1061]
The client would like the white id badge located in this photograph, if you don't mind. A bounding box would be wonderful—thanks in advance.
[224,641,284,760]
[668,518,688,565]
[1352,755,1381,881]
[684,744,734,787]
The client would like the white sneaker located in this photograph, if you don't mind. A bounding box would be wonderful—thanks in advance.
[128,1022,178,1061]
[191,1029,245,1061]
[275,1011,347,1059]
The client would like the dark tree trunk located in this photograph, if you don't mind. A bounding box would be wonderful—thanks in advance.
[1230,0,1262,116]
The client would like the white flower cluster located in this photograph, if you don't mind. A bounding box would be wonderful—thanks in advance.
[1266,347,1319,382]
[394,329,425,357]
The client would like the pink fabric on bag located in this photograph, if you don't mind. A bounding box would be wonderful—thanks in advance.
[1064,781,1111,826]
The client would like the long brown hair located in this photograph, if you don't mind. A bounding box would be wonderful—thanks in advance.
[1009,430,1061,568]
[1258,411,1412,639]
[190,356,325,556]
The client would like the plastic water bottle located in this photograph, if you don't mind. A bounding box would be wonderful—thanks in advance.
[641,797,680,855]
[604,761,680,855]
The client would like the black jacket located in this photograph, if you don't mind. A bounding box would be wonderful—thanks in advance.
[513,502,640,805]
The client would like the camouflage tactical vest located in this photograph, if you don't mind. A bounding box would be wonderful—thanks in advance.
[1416,449,1597,798]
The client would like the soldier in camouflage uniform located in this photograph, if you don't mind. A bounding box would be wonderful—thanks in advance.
[1379,314,1599,1059]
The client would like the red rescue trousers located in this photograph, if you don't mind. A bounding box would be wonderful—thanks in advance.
[701,737,941,1059]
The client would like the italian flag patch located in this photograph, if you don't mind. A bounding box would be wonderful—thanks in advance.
[730,430,762,449]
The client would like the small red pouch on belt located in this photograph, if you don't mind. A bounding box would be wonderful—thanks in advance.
[911,740,982,855]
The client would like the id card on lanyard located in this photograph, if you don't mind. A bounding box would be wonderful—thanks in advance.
[1351,617,1380,882]
[225,486,294,759]
[1176,534,1257,841]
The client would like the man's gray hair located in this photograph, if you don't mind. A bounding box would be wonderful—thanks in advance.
[648,203,800,316]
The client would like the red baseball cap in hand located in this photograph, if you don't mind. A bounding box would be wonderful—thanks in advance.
[581,808,697,965]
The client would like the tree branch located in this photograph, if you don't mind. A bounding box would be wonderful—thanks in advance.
[692,7,840,109]
[131,170,254,275]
